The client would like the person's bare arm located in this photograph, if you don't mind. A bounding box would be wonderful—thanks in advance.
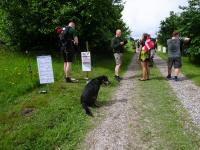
[184,37,190,42]
[74,36,78,45]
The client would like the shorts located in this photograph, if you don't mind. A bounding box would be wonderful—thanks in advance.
[61,47,74,62]
[140,58,150,62]
[114,53,123,65]
[168,57,182,69]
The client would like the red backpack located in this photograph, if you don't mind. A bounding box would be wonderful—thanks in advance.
[144,35,154,53]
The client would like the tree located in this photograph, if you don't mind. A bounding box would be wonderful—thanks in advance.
[0,0,130,53]
[157,11,180,46]
[179,0,200,56]
[158,0,200,59]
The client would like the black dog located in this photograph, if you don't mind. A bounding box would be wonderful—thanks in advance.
[81,75,111,116]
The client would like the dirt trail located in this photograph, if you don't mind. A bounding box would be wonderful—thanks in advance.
[81,55,145,150]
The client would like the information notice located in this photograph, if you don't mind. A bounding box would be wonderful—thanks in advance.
[81,52,92,72]
[37,55,54,84]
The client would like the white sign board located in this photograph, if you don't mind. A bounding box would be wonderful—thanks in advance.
[163,47,167,53]
[37,55,54,84]
[81,52,91,72]
[158,46,161,52]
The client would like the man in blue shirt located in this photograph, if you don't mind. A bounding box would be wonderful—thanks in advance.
[167,31,190,81]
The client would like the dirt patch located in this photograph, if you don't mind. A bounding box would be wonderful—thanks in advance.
[21,107,36,116]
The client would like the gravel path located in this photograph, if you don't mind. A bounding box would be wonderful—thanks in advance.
[154,55,200,128]
[81,55,143,150]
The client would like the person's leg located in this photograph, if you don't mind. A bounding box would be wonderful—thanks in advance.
[115,64,121,76]
[147,60,150,80]
[167,58,173,79]
[66,62,72,78]
[174,57,182,81]
[140,61,147,80]
[114,53,123,81]
[174,68,180,76]
[64,62,67,77]
[64,51,75,82]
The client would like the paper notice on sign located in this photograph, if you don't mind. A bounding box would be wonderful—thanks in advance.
[37,55,54,84]
[81,52,91,72]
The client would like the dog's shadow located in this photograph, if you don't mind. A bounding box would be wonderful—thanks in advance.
[96,98,128,108]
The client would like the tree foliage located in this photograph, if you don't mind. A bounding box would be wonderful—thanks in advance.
[158,0,200,56]
[157,11,180,46]
[0,0,130,52]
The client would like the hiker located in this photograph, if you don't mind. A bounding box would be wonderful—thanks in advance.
[166,31,190,81]
[58,20,79,83]
[111,29,128,82]
[138,33,154,81]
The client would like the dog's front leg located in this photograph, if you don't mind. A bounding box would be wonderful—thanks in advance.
[92,96,100,107]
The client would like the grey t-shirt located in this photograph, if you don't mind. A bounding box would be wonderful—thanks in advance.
[167,38,184,58]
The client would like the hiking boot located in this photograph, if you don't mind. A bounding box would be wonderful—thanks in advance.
[166,74,172,80]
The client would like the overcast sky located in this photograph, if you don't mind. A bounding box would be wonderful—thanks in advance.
[122,0,188,39]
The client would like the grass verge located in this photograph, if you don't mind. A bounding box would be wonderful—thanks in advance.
[0,44,134,150]
[134,66,200,149]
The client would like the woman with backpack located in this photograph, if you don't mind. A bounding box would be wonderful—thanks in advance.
[137,33,154,81]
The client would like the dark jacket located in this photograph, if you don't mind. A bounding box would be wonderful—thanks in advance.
[111,36,127,53]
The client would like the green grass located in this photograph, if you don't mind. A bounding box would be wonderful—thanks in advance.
[157,51,200,86]
[135,66,200,149]
[0,44,134,150]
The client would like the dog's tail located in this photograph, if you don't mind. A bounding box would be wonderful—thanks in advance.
[81,102,93,117]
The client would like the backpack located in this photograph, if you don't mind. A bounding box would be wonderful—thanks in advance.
[57,26,71,47]
[140,37,154,61]
[144,38,154,53]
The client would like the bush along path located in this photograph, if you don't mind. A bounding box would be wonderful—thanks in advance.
[80,54,200,150]
[154,55,200,130]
